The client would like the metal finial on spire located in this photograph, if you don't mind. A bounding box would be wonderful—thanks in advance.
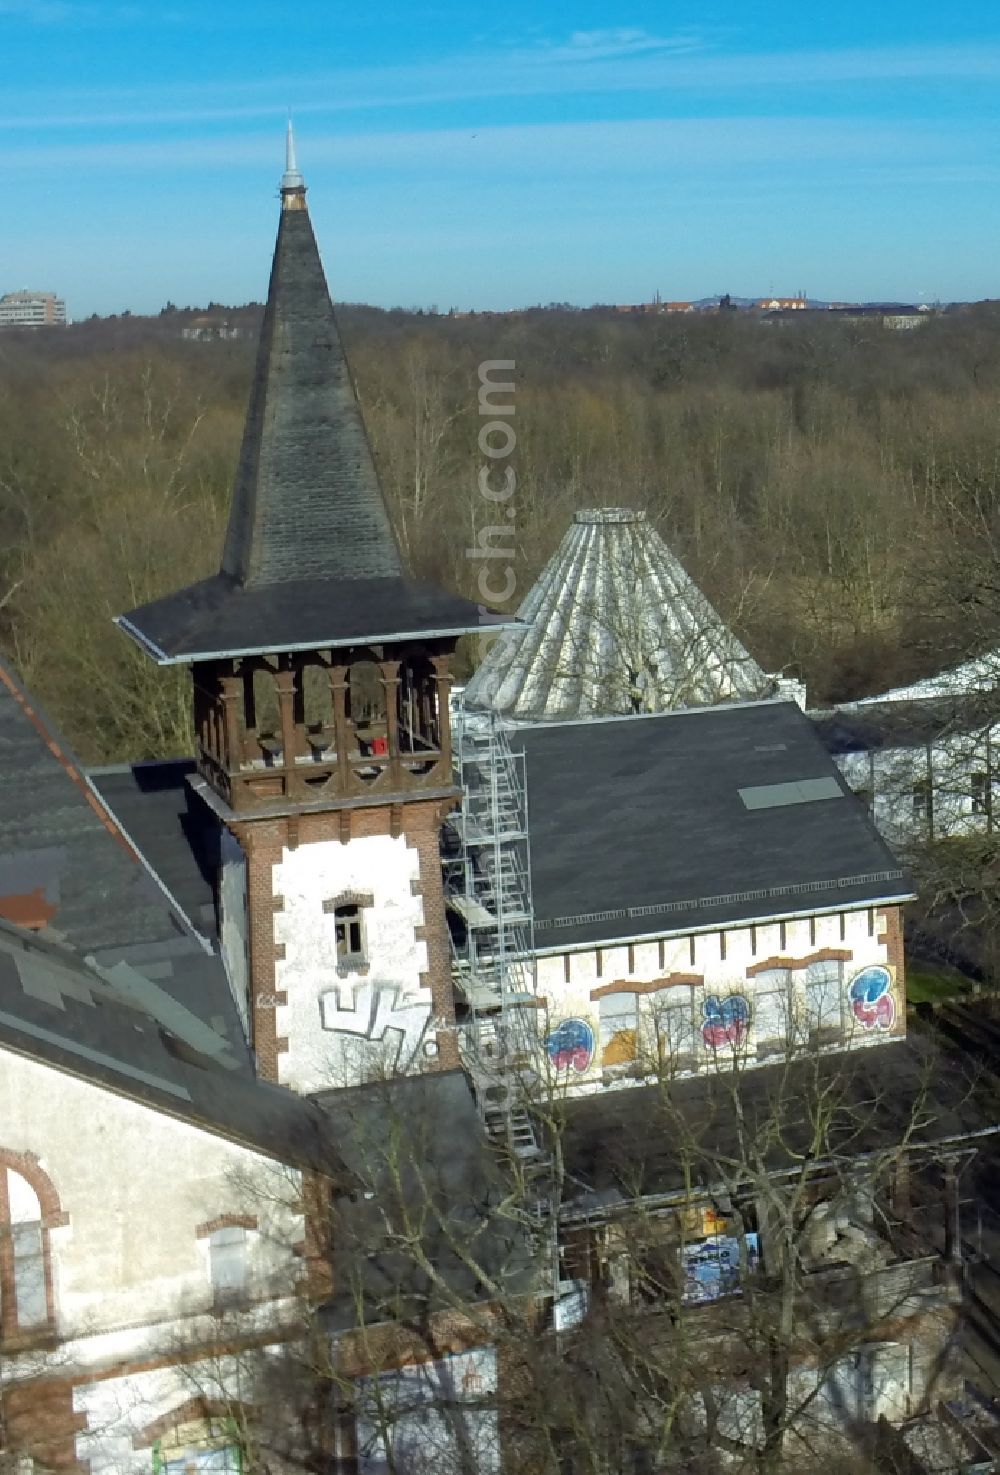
[280,120,305,198]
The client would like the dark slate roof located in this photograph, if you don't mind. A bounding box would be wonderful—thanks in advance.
[118,572,494,664]
[88,760,222,944]
[0,660,248,1068]
[812,697,997,756]
[0,919,344,1170]
[558,1031,997,1215]
[316,1072,537,1332]
[516,699,912,951]
[221,205,401,588]
[120,197,492,660]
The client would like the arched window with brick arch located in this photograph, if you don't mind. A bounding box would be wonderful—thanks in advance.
[0,1150,65,1339]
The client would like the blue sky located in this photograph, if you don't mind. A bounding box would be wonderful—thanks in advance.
[3,0,1000,315]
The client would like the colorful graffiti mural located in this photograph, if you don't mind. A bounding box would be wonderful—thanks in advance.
[702,994,749,1049]
[545,1017,595,1073]
[682,1232,760,1304]
[848,965,895,1031]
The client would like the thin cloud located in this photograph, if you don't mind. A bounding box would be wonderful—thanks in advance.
[1,115,981,176]
[6,37,1000,131]
[542,28,705,63]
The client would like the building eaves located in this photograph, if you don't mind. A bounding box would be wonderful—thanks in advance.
[118,573,500,665]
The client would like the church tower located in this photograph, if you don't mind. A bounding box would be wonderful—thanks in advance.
[118,131,487,1092]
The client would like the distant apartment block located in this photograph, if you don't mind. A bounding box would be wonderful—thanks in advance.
[0,290,67,328]
[757,294,808,311]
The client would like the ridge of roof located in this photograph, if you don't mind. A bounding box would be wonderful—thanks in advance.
[0,661,137,860]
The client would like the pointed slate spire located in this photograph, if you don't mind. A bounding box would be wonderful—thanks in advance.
[117,136,488,664]
[220,134,403,589]
[464,508,772,722]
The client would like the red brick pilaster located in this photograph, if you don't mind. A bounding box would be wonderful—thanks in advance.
[231,819,287,1083]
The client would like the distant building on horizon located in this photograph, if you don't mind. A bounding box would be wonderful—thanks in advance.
[180,314,244,341]
[757,294,808,312]
[0,290,67,328]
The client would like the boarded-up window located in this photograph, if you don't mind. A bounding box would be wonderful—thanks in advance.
[806,960,843,1034]
[650,989,697,1064]
[753,969,791,1045]
[209,1227,248,1299]
[5,1169,47,1331]
[600,993,637,1066]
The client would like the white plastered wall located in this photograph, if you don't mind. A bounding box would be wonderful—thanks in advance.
[273,834,435,1094]
[0,1048,302,1368]
[535,907,900,1095]
[834,728,998,846]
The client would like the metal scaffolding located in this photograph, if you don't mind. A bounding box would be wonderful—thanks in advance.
[443,702,543,1159]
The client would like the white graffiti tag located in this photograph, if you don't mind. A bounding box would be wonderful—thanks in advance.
[320,981,431,1072]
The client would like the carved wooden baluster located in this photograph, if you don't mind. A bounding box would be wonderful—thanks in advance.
[330,663,351,795]
[274,667,298,798]
[380,659,402,787]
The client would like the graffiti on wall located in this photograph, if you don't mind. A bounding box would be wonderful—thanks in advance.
[682,1231,761,1304]
[702,994,749,1049]
[545,1018,595,1074]
[848,965,895,1031]
[320,981,432,1073]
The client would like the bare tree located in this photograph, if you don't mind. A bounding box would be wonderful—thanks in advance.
[157,1020,987,1475]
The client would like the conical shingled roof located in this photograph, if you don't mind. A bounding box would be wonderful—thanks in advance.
[464,508,771,723]
[118,145,485,664]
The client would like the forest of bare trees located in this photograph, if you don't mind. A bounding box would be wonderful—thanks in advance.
[4,302,1000,762]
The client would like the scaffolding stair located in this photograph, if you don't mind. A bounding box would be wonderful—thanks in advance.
[444,705,545,1161]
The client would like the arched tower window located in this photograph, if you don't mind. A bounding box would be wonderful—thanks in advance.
[0,1153,64,1339]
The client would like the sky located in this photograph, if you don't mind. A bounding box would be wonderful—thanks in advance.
[3,0,1000,316]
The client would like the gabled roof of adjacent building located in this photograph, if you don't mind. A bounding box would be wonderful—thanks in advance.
[811,647,1000,753]
[812,696,998,756]
[516,698,912,951]
[0,918,338,1166]
[0,658,245,1025]
[0,654,254,1036]
[118,140,487,662]
[844,648,1000,707]
[464,508,772,723]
